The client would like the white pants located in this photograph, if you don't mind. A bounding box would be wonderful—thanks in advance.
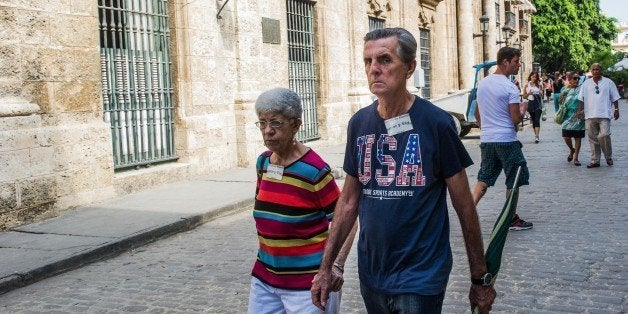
[586,118,612,163]
[247,277,340,314]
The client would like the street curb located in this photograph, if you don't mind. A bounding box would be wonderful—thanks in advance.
[0,199,254,295]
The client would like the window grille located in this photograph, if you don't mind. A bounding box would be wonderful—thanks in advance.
[369,17,385,31]
[504,11,516,30]
[98,0,176,169]
[419,28,431,99]
[287,0,319,142]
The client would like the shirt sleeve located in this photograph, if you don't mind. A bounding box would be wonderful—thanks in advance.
[509,83,521,104]
[315,165,340,221]
[609,79,621,102]
[578,84,586,101]
[343,116,359,178]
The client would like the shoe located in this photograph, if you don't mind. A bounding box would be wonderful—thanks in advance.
[510,215,533,231]
[606,158,613,166]
[534,137,539,144]
[586,162,600,168]
[574,161,581,166]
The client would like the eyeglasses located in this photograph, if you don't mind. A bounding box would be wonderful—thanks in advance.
[255,120,287,129]
[595,85,599,94]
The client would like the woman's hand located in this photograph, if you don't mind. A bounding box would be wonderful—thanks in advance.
[558,91,566,105]
[330,264,344,291]
[575,110,584,119]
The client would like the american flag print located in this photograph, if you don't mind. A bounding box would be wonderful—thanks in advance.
[356,133,425,188]
[376,134,397,186]
[397,134,425,186]
[357,134,375,185]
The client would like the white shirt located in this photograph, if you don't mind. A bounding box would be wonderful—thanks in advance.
[477,74,521,143]
[525,82,541,95]
[578,76,620,119]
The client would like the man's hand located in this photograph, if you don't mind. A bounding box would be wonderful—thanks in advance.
[519,102,528,116]
[614,109,619,120]
[469,284,496,314]
[311,270,332,310]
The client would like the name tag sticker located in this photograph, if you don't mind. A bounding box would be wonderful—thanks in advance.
[267,164,284,180]
[385,114,413,136]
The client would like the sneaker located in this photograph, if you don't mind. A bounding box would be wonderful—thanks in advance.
[534,137,539,143]
[510,215,533,231]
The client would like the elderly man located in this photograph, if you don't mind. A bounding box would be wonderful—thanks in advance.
[310,27,495,313]
[576,63,621,168]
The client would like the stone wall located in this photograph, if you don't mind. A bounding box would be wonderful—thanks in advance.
[0,1,114,229]
[0,100,54,227]
[1,0,537,229]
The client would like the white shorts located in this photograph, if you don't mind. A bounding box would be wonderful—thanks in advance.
[247,277,341,314]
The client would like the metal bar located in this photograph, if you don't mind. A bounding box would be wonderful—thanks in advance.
[216,0,231,19]
[286,0,318,142]
[99,0,175,169]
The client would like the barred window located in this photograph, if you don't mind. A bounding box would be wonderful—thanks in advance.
[419,28,431,99]
[369,17,385,31]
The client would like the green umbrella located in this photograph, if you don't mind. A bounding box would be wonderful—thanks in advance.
[473,166,522,314]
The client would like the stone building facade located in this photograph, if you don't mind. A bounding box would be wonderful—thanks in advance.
[611,23,628,53]
[0,0,535,229]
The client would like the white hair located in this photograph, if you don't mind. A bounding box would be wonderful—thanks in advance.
[255,88,302,119]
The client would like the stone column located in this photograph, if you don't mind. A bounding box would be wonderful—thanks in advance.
[484,0,497,62]
[456,0,475,89]
[349,2,372,111]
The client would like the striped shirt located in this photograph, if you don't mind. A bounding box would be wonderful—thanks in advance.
[252,149,340,290]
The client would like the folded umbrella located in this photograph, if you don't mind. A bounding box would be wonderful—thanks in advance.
[473,165,522,313]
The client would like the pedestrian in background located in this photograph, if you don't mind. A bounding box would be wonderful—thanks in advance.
[543,73,553,103]
[576,63,621,168]
[559,73,585,166]
[472,47,533,231]
[311,27,495,314]
[248,87,357,314]
[552,71,566,112]
[523,71,543,143]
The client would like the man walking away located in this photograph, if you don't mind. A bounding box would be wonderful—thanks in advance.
[472,47,533,231]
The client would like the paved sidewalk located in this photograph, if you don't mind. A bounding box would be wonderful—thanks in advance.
[0,141,346,295]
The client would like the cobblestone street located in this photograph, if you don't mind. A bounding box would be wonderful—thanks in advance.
[1,103,626,313]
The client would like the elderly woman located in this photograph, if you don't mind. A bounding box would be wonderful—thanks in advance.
[559,73,585,166]
[248,88,356,314]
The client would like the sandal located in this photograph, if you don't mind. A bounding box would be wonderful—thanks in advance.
[574,161,581,166]
[567,148,575,162]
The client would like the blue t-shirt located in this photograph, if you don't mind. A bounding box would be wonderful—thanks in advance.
[343,96,473,295]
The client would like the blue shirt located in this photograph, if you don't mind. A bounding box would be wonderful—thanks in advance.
[343,96,473,294]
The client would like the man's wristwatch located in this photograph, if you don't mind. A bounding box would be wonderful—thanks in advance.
[471,272,493,286]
